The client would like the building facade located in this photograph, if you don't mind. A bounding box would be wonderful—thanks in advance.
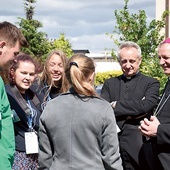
[156,0,170,37]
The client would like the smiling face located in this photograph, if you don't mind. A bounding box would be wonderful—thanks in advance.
[119,47,142,77]
[47,54,64,85]
[0,41,20,70]
[158,43,170,75]
[12,61,36,93]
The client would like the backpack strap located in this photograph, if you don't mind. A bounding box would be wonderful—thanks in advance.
[9,85,41,115]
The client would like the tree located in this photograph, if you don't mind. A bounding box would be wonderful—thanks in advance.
[50,33,73,58]
[18,0,73,61]
[17,0,51,59]
[108,0,169,92]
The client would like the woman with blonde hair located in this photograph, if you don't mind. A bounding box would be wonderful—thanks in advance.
[38,53,123,170]
[31,49,69,110]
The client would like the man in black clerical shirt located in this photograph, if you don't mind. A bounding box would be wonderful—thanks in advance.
[101,41,160,170]
[139,38,170,170]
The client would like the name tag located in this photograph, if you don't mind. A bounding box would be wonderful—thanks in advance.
[25,132,38,154]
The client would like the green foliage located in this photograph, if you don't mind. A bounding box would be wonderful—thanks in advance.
[18,0,73,62]
[24,0,36,20]
[107,0,169,91]
[18,0,51,59]
[112,0,165,54]
[18,18,51,58]
[50,33,73,59]
[140,56,168,93]
[95,70,123,85]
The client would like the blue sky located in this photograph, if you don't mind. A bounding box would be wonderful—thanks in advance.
[0,0,155,53]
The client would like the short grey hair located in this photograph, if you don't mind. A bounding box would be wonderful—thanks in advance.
[117,41,142,60]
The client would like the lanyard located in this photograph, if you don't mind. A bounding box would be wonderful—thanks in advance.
[154,93,170,116]
[27,97,34,131]
[9,85,39,131]
[41,91,51,110]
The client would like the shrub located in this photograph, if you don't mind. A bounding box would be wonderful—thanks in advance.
[95,70,123,85]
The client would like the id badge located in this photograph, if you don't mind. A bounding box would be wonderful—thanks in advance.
[25,132,38,154]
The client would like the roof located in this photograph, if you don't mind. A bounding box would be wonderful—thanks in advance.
[73,50,90,54]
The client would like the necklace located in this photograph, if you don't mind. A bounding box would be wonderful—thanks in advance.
[154,93,170,116]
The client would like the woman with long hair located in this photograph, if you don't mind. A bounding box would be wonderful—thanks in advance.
[31,49,69,110]
[38,53,123,170]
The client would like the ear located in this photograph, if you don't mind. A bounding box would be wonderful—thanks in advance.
[88,72,95,84]
[10,68,15,76]
[0,41,6,48]
[139,56,142,65]
[118,58,121,65]
[0,41,6,55]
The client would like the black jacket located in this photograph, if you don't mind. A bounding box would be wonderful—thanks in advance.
[31,79,60,109]
[5,84,42,152]
[101,72,160,170]
[151,80,170,170]
[101,72,160,128]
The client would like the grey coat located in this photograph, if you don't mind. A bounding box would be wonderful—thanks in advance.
[38,90,123,170]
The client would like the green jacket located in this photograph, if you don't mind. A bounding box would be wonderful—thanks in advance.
[0,77,15,169]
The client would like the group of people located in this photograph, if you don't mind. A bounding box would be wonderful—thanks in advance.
[101,39,170,170]
[0,21,122,170]
[0,21,70,169]
[0,20,170,170]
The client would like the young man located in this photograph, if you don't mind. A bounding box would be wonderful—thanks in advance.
[101,41,160,170]
[0,21,28,169]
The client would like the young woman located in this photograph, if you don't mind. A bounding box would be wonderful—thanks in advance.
[5,54,42,170]
[38,53,123,170]
[31,49,69,110]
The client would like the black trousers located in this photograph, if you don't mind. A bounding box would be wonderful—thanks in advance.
[118,123,154,170]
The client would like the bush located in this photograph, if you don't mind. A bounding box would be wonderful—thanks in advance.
[95,70,123,85]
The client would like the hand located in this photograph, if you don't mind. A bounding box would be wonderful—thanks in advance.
[138,116,160,137]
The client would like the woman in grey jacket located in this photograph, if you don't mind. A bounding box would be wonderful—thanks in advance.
[38,53,123,170]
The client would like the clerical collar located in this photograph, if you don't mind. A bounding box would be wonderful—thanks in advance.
[123,72,139,80]
[124,72,139,80]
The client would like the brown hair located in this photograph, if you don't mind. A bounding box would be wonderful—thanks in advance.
[0,21,28,48]
[9,53,37,85]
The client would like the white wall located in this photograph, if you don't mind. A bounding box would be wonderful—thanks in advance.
[156,0,170,37]
[95,61,121,73]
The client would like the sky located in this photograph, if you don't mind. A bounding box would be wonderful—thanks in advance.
[0,0,155,53]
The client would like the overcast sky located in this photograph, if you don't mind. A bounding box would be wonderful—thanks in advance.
[0,0,155,53]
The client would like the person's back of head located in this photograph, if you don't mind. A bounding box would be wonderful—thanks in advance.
[65,53,97,96]
[0,21,28,48]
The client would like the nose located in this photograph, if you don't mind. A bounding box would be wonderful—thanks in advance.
[159,57,165,66]
[25,74,30,79]
[53,65,59,71]
[126,61,131,68]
